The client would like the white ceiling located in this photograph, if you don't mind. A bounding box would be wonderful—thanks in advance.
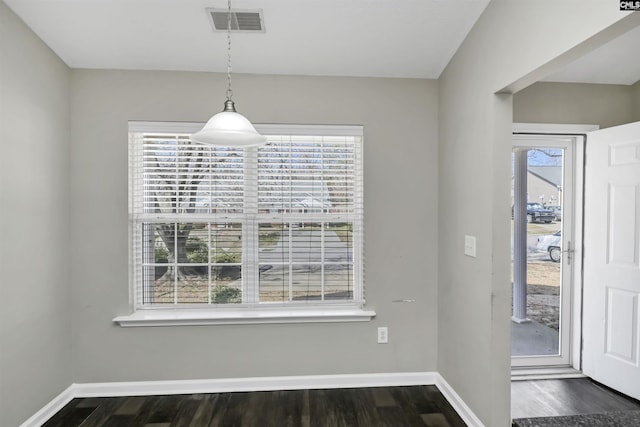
[542,24,640,85]
[3,0,490,79]
[4,0,640,84]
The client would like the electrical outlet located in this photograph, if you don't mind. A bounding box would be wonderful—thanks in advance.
[377,327,388,344]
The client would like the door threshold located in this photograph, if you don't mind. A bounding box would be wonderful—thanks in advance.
[511,366,585,381]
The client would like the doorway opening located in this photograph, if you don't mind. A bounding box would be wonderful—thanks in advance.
[511,127,588,371]
[511,121,640,422]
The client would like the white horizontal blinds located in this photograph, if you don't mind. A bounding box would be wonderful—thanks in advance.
[138,134,245,217]
[132,132,245,307]
[256,135,363,304]
[257,136,358,214]
[130,123,363,309]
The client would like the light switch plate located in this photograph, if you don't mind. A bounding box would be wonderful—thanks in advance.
[464,235,476,257]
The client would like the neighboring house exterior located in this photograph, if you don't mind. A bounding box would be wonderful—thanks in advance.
[511,166,562,207]
[527,166,562,206]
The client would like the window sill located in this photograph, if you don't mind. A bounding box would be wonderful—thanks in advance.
[113,307,376,327]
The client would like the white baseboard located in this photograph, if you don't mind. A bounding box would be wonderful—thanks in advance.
[21,372,484,427]
[72,372,440,397]
[19,385,75,427]
[435,373,485,427]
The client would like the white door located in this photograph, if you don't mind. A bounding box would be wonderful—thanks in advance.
[583,121,640,399]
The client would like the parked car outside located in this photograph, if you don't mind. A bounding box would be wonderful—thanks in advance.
[525,202,556,223]
[537,231,561,262]
[546,205,562,221]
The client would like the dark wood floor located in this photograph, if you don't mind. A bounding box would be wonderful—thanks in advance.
[511,378,640,419]
[43,386,466,427]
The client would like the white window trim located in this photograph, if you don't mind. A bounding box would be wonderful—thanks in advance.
[113,307,376,327]
[115,121,374,327]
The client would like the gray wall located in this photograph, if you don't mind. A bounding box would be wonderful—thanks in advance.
[69,70,439,382]
[438,2,634,426]
[0,2,71,426]
[514,81,635,129]
[633,80,640,121]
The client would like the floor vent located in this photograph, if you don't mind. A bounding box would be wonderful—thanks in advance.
[207,9,265,32]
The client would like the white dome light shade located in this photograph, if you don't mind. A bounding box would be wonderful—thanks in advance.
[191,101,267,147]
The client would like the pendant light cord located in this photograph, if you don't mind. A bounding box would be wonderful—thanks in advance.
[226,0,233,102]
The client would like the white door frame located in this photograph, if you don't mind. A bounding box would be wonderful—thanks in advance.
[511,123,597,372]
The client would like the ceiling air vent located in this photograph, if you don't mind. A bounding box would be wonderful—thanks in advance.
[207,8,265,32]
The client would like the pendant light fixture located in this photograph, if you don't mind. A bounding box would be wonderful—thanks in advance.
[191,0,267,147]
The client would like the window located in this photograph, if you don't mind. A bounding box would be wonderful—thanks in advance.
[118,122,370,326]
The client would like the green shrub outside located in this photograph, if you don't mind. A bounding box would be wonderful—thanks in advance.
[155,246,169,263]
[186,237,208,263]
[211,286,241,304]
